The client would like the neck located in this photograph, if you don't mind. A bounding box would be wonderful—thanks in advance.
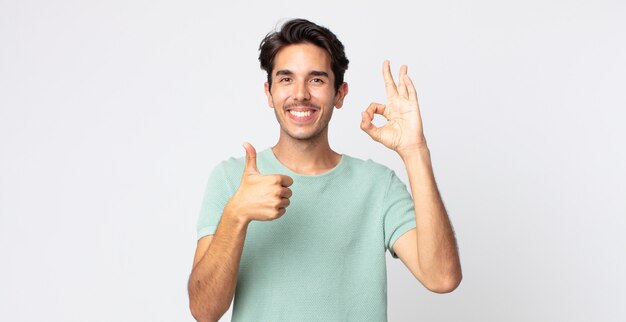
[271,129,341,175]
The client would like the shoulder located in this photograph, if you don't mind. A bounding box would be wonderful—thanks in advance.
[208,154,245,182]
[210,147,273,179]
[218,155,245,171]
[342,154,393,173]
[341,154,395,179]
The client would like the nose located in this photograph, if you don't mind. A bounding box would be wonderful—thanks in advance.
[292,80,311,101]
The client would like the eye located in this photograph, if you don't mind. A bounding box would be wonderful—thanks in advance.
[279,77,292,83]
[310,78,324,84]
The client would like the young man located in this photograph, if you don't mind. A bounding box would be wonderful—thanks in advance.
[188,18,462,322]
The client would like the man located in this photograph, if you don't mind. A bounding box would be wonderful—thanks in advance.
[188,18,461,322]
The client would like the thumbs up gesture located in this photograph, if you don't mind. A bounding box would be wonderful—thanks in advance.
[225,142,294,223]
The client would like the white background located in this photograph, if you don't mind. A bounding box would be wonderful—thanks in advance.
[1,0,625,321]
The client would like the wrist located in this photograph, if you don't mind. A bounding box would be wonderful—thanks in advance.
[223,200,252,228]
[398,144,430,162]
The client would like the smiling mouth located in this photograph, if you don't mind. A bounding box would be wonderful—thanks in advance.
[286,108,317,122]
[289,110,313,117]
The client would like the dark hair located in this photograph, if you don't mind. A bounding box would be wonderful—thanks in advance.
[259,18,349,92]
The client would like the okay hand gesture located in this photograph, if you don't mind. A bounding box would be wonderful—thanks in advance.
[360,61,427,156]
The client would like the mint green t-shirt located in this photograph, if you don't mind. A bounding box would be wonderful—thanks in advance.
[196,148,416,322]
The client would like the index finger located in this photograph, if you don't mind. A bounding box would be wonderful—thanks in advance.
[280,174,294,187]
[382,60,398,99]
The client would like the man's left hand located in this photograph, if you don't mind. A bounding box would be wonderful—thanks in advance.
[360,60,427,156]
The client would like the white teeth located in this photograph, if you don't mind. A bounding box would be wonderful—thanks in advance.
[289,110,312,117]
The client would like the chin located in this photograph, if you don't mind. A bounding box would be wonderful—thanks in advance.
[286,128,327,141]
[287,133,317,141]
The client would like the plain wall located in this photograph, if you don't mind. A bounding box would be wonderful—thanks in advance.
[1,0,625,321]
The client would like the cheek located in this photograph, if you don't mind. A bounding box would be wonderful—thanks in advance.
[273,88,291,102]
[311,88,334,101]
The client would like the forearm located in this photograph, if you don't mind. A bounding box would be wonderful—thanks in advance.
[400,146,462,290]
[188,207,250,322]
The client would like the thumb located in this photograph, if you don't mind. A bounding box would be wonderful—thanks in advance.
[360,111,381,142]
[243,142,259,174]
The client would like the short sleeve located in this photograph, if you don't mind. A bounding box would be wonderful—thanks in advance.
[196,162,234,240]
[383,170,417,259]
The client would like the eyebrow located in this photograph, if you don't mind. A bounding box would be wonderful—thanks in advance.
[309,70,329,78]
[274,70,330,78]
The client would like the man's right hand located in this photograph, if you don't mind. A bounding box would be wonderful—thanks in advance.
[225,142,294,223]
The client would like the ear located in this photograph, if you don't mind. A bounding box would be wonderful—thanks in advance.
[264,82,274,108]
[334,82,349,109]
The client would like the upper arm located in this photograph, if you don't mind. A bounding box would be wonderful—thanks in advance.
[392,228,425,283]
[192,235,214,269]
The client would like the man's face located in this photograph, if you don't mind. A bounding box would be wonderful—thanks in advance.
[265,43,348,141]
